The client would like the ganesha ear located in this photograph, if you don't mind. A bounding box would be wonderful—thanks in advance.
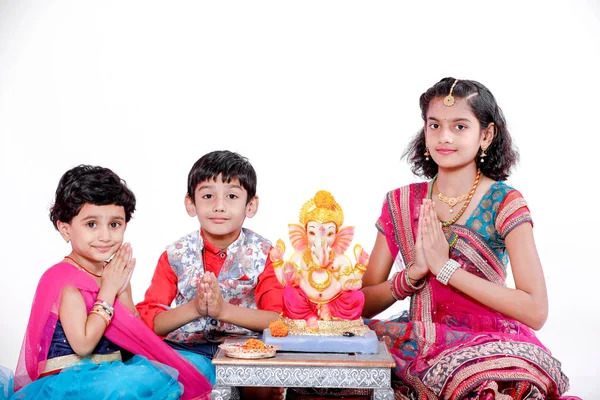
[332,226,355,255]
[288,224,308,251]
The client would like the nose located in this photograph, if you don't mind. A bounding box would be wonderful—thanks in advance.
[98,225,111,242]
[213,196,226,212]
[438,127,453,144]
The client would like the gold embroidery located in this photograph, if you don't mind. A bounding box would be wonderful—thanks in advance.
[452,225,506,280]
[443,357,552,398]
[454,239,505,286]
[495,198,528,233]
[41,351,121,375]
[423,341,568,394]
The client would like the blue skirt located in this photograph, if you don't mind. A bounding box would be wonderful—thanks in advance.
[1,365,14,400]
[176,350,216,386]
[8,355,183,400]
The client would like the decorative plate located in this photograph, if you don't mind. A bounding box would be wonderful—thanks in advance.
[219,343,281,359]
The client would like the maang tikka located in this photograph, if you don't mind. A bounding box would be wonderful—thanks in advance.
[443,79,459,107]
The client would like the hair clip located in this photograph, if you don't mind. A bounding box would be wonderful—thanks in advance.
[443,79,459,107]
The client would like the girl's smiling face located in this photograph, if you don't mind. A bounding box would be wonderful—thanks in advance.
[425,96,494,170]
[58,203,127,269]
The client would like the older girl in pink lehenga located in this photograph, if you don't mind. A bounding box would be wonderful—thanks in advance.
[361,78,579,399]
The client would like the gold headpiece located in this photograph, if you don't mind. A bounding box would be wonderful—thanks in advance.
[443,79,459,107]
[299,190,344,228]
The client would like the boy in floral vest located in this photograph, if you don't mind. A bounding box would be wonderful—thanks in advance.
[136,150,284,397]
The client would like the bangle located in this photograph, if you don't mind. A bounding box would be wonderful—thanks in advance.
[436,259,461,285]
[94,300,115,317]
[390,272,402,301]
[404,267,426,291]
[90,307,112,326]
[405,262,426,291]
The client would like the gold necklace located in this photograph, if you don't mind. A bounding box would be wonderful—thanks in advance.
[65,255,103,277]
[434,186,469,213]
[433,169,481,213]
[302,249,333,292]
[431,169,482,227]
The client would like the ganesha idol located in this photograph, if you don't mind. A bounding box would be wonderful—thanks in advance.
[268,190,372,340]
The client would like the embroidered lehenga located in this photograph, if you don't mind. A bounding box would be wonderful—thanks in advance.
[368,181,575,399]
[10,262,212,400]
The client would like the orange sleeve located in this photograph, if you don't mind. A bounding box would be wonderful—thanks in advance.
[135,251,178,333]
[254,256,284,313]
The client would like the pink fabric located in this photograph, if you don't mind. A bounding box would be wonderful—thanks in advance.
[282,285,364,320]
[370,183,577,399]
[14,262,211,400]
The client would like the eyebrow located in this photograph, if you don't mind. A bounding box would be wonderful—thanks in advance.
[427,116,473,123]
[80,215,125,221]
[198,184,243,191]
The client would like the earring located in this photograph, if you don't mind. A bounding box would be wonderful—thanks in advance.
[480,147,488,163]
[424,148,430,161]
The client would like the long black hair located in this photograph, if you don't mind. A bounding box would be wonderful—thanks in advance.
[404,77,519,181]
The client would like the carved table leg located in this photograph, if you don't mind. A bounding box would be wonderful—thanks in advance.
[372,387,394,400]
[211,385,233,400]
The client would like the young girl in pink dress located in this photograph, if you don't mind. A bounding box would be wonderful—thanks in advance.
[3,165,211,400]
[361,78,578,399]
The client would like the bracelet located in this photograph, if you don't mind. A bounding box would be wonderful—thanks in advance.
[436,259,461,285]
[94,300,115,317]
[390,272,402,301]
[405,262,426,291]
[404,267,426,291]
[90,307,112,326]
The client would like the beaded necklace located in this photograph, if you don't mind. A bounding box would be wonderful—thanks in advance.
[65,255,103,278]
[429,169,481,227]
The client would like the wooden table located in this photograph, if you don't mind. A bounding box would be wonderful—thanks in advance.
[211,340,395,400]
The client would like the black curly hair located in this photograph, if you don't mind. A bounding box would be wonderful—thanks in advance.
[187,150,257,203]
[49,165,136,229]
[403,77,519,181]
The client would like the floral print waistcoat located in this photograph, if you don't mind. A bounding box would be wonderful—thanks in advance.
[164,228,271,344]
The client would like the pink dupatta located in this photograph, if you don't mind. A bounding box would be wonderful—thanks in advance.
[14,262,211,400]
[375,182,574,399]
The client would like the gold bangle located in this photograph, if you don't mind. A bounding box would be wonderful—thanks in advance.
[390,272,401,301]
[90,309,111,327]
[405,262,426,291]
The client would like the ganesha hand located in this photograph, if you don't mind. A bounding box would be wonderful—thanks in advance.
[269,239,286,268]
[343,278,362,291]
[353,244,369,267]
[283,261,300,286]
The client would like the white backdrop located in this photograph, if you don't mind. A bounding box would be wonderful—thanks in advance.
[1,1,598,396]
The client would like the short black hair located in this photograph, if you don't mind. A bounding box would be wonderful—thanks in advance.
[49,165,136,229]
[404,77,519,181]
[187,150,257,203]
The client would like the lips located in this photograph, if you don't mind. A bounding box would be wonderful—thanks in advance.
[436,148,456,155]
[210,218,228,223]
[94,246,113,252]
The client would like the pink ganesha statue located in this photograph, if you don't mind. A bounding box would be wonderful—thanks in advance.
[269,190,369,331]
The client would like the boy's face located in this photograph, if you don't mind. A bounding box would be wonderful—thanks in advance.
[57,203,127,267]
[185,175,258,249]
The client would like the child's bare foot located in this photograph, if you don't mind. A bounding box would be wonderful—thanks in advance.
[241,386,285,400]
